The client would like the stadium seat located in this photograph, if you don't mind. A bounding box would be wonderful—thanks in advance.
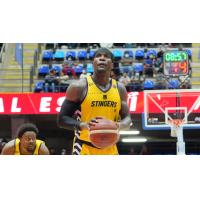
[74,64,83,75]
[42,51,53,62]
[124,50,134,59]
[112,50,122,61]
[134,64,144,72]
[89,50,95,60]
[119,66,131,74]
[143,80,155,90]
[186,49,192,59]
[52,65,62,76]
[78,51,87,60]
[34,81,44,93]
[66,51,76,60]
[38,65,49,77]
[53,51,65,61]
[86,63,94,74]
[167,79,180,89]
[135,49,145,60]
[146,49,157,59]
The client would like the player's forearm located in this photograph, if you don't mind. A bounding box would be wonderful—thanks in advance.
[57,115,81,131]
[117,116,132,130]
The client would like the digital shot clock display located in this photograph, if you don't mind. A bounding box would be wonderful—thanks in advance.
[163,51,189,76]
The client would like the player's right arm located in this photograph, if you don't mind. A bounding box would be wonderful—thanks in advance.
[1,140,15,155]
[57,79,89,131]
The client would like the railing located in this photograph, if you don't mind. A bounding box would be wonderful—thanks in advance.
[0,43,6,64]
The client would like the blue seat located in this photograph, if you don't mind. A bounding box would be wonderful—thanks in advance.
[53,51,65,60]
[42,51,53,61]
[124,50,134,58]
[113,50,122,60]
[34,81,44,92]
[38,65,49,76]
[89,51,95,60]
[78,51,87,60]
[86,63,94,74]
[134,64,144,72]
[146,49,157,58]
[135,49,145,59]
[52,65,62,76]
[143,80,155,90]
[74,65,83,75]
[168,79,180,89]
[186,49,192,59]
[66,51,76,60]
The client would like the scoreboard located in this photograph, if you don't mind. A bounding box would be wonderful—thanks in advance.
[163,50,189,76]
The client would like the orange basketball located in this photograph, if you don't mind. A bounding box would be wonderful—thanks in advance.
[89,118,119,149]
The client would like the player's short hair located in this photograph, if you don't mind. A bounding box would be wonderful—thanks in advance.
[94,48,113,61]
[17,123,39,138]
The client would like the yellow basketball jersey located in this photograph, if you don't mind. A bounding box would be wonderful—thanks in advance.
[79,76,121,142]
[14,138,44,155]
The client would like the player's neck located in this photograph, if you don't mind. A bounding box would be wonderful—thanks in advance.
[92,74,110,87]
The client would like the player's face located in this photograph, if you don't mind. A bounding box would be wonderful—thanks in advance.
[93,52,113,73]
[20,131,36,153]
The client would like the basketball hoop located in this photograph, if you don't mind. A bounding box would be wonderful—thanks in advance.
[168,119,184,137]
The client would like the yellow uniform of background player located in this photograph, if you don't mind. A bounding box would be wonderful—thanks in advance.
[58,47,131,155]
[1,123,49,155]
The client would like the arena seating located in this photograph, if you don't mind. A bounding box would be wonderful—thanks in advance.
[35,44,193,93]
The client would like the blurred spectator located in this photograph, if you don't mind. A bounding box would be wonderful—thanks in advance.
[49,147,56,155]
[119,73,130,86]
[153,57,163,76]
[128,147,138,155]
[62,61,76,78]
[58,72,70,92]
[80,69,88,79]
[154,73,166,89]
[139,144,150,155]
[61,148,67,155]
[44,69,59,92]
[143,56,154,77]
[100,43,113,48]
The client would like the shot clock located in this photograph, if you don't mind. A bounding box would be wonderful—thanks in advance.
[163,51,189,76]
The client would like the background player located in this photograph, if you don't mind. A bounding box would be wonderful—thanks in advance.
[58,47,131,155]
[1,123,49,155]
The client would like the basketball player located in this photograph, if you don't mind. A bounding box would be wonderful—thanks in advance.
[1,123,49,155]
[58,47,132,155]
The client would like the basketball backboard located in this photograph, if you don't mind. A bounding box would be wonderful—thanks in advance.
[143,89,200,130]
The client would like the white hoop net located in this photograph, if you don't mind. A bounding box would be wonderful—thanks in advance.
[168,119,184,137]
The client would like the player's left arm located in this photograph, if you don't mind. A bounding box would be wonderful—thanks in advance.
[117,82,132,130]
[39,143,50,155]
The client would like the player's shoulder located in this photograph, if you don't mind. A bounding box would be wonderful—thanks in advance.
[116,80,127,92]
[1,139,15,155]
[68,78,87,90]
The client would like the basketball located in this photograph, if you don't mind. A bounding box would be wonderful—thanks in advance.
[89,118,119,149]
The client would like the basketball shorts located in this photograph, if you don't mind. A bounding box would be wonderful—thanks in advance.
[72,137,118,155]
